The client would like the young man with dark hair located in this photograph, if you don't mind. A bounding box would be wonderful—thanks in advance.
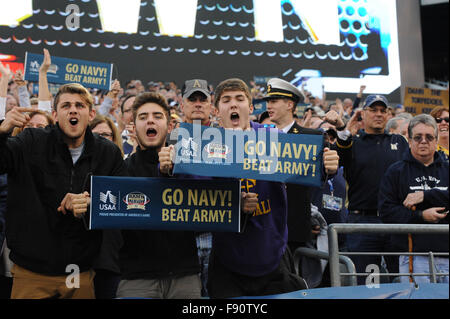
[0,83,126,299]
[116,92,202,299]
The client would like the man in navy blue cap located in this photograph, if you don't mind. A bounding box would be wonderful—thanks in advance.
[336,94,409,285]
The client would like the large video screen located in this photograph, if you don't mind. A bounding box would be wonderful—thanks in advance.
[0,0,401,101]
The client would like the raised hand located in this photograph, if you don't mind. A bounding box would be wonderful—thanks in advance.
[39,48,52,74]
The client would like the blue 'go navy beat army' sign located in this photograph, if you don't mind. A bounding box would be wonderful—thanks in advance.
[24,52,113,90]
[90,176,241,232]
[173,123,324,187]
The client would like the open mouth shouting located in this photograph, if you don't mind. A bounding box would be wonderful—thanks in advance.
[146,127,157,138]
[69,117,79,127]
[230,112,240,126]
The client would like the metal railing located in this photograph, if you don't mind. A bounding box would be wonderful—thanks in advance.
[293,246,358,286]
[328,224,449,287]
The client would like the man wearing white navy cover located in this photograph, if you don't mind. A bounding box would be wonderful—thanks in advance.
[263,78,339,276]
[336,94,409,285]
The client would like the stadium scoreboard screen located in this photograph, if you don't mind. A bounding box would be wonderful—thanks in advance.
[0,0,401,100]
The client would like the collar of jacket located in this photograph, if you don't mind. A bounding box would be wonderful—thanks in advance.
[52,123,95,158]
[403,148,444,166]
[135,146,159,164]
[359,130,389,139]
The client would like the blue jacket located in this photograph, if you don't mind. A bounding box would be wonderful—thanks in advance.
[378,150,449,253]
[337,131,409,210]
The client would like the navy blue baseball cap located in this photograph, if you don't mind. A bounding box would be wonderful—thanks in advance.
[363,94,389,109]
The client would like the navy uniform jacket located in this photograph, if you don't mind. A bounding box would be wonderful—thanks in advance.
[286,122,324,244]
[337,130,409,211]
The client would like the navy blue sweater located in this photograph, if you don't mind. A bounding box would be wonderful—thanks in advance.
[378,150,449,253]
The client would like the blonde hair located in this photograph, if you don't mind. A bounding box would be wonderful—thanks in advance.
[89,114,124,157]
[53,83,94,111]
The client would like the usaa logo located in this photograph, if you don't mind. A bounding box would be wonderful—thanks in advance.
[99,191,117,211]
[123,192,150,210]
[204,142,230,159]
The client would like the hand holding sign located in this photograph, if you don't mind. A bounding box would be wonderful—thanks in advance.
[323,147,339,175]
[58,191,91,218]
[159,144,175,175]
[0,107,34,134]
[241,192,258,214]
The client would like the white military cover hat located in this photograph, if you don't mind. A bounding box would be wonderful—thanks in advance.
[263,78,305,104]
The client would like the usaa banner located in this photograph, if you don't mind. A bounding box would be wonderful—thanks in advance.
[24,52,113,90]
[404,87,449,115]
[172,123,324,187]
[90,176,241,232]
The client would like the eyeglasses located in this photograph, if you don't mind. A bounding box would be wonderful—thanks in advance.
[97,132,113,138]
[412,134,436,143]
[436,117,449,124]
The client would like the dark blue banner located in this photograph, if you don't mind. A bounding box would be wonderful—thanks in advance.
[172,123,324,187]
[24,52,113,90]
[90,176,241,232]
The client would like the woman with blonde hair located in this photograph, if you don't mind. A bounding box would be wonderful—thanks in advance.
[89,115,124,158]
[11,110,54,136]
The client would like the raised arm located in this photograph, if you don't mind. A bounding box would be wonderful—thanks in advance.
[0,62,12,119]
[14,69,31,108]
[38,48,53,112]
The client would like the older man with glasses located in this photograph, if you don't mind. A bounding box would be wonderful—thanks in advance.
[379,114,449,284]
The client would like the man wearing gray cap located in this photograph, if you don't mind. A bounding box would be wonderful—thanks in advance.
[165,79,213,297]
[180,79,213,127]
[263,78,339,276]
[336,94,409,285]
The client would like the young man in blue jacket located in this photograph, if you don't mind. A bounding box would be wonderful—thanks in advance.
[379,114,449,283]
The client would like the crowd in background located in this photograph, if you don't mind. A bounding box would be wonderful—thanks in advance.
[0,48,448,299]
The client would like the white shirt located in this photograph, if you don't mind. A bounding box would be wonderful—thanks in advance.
[281,120,296,133]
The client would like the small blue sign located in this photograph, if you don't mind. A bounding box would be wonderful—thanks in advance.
[90,176,241,232]
[24,52,113,90]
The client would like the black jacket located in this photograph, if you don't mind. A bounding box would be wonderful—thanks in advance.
[337,130,409,210]
[0,124,125,275]
[379,150,449,253]
[119,147,200,279]
[286,122,324,244]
